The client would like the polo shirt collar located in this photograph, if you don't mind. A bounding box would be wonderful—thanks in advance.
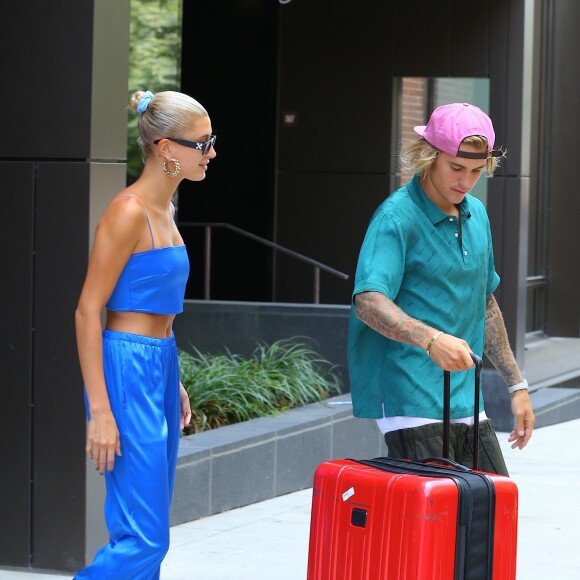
[405,173,471,225]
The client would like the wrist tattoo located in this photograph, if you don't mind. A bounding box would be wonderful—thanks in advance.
[355,292,429,348]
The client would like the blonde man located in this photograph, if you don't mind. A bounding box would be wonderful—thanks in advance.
[348,103,534,474]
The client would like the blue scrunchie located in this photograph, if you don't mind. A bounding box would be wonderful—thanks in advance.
[137,91,154,113]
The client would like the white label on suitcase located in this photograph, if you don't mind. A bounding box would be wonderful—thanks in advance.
[342,487,355,501]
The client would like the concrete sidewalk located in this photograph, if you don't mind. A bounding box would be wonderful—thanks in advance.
[2,418,579,579]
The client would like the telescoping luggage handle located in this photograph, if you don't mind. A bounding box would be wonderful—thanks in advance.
[443,352,483,470]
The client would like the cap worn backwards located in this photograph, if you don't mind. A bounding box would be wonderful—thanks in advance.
[414,102,502,160]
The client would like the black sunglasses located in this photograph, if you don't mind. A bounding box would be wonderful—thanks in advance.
[153,134,217,155]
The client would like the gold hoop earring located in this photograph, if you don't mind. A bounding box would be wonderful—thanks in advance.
[163,158,181,177]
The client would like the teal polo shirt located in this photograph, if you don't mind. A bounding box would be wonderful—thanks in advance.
[348,174,500,420]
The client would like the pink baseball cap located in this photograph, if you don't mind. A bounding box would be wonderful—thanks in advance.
[414,102,502,160]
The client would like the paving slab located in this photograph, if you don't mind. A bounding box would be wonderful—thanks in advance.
[1,419,579,579]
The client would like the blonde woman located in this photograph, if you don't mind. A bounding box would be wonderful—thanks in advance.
[74,90,216,578]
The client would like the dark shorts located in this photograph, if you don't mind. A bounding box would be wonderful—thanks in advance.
[383,419,509,476]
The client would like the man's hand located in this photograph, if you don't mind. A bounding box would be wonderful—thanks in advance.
[508,390,535,449]
[86,409,121,474]
[428,332,475,372]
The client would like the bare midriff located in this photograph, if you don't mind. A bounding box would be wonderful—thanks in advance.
[105,310,176,339]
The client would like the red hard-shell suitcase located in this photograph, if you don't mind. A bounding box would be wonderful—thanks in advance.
[307,355,518,580]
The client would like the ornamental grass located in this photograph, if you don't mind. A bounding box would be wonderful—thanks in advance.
[179,338,342,435]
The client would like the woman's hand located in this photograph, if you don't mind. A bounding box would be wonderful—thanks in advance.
[86,409,121,474]
[179,382,192,431]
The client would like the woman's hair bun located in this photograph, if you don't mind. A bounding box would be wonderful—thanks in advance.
[129,90,155,114]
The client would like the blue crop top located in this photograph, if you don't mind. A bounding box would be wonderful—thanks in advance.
[106,196,190,315]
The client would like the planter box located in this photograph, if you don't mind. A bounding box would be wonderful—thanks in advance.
[170,394,384,526]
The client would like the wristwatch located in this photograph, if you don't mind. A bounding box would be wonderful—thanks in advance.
[508,379,529,394]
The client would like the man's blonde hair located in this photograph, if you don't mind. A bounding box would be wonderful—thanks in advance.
[399,136,503,178]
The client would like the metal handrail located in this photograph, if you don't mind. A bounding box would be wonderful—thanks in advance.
[526,275,546,288]
[179,222,349,304]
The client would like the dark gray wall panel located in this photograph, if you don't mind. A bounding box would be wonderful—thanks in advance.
[545,0,580,336]
[500,177,528,363]
[487,176,506,307]
[486,0,527,358]
[274,172,390,304]
[0,3,94,159]
[393,0,452,77]
[488,0,509,178]
[277,0,393,173]
[489,0,525,179]
[174,301,351,390]
[179,0,278,301]
[275,0,522,313]
[450,0,490,77]
[503,0,525,177]
[0,0,129,572]
[0,162,35,566]
[486,173,528,363]
[32,163,89,571]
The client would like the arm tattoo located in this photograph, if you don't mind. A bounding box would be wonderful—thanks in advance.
[484,294,523,385]
[354,291,432,349]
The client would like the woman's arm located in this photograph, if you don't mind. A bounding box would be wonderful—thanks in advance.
[75,197,148,473]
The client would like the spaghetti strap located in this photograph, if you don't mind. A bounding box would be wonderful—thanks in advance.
[114,194,155,249]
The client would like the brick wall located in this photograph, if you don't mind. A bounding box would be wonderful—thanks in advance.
[398,77,427,184]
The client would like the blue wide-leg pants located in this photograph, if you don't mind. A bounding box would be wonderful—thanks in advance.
[75,330,181,580]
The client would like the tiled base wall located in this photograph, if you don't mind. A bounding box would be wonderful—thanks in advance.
[170,394,384,526]
[170,302,580,526]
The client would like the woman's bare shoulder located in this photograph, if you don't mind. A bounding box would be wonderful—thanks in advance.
[104,190,148,221]
[95,191,148,246]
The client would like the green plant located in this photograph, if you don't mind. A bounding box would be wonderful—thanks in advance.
[179,338,342,435]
